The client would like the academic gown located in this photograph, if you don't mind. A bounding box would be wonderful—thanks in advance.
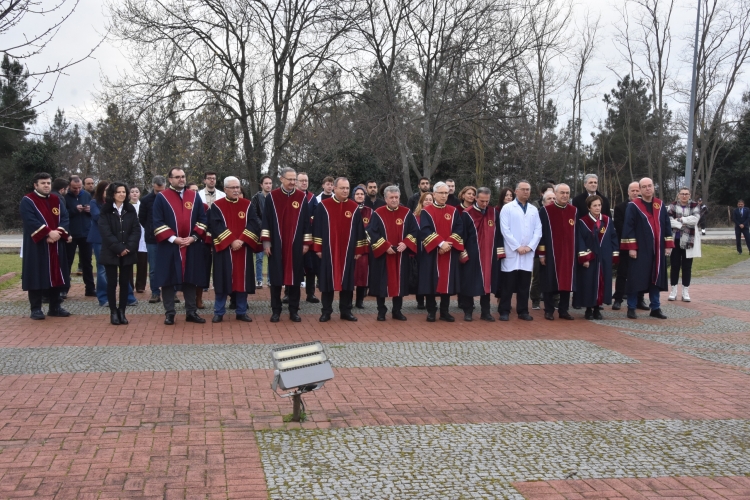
[312,196,368,292]
[418,203,465,295]
[209,197,262,295]
[354,205,373,287]
[302,191,320,276]
[21,191,70,291]
[537,203,578,293]
[198,203,213,287]
[260,188,311,286]
[367,205,419,297]
[459,205,505,297]
[152,187,209,288]
[574,213,619,307]
[620,198,674,293]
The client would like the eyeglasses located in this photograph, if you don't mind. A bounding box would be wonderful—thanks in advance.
[282,177,297,182]
[170,175,186,179]
[226,186,241,190]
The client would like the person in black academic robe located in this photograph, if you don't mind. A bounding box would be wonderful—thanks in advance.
[302,188,320,303]
[537,185,578,320]
[152,169,209,325]
[352,185,372,309]
[21,174,72,320]
[458,190,504,322]
[261,169,312,322]
[312,179,368,322]
[573,195,619,319]
[620,178,674,319]
[366,187,419,321]
[208,180,262,322]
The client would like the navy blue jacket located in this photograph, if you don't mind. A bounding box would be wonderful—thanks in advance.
[733,207,750,227]
[64,189,92,238]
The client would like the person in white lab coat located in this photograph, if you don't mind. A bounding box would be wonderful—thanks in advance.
[498,181,542,321]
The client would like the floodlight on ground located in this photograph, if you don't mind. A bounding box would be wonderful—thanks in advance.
[270,341,334,422]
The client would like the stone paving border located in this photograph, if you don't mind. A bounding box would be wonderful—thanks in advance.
[0,339,635,375]
[257,418,750,499]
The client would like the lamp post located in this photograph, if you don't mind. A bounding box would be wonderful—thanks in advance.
[685,0,701,191]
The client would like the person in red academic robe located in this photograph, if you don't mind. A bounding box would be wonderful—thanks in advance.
[417,182,465,322]
[21,172,72,320]
[458,187,505,322]
[537,184,577,321]
[152,168,209,325]
[352,185,373,309]
[208,176,262,323]
[261,168,312,323]
[312,177,368,322]
[366,186,419,321]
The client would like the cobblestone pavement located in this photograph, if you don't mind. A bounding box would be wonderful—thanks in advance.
[0,260,749,498]
[257,419,750,499]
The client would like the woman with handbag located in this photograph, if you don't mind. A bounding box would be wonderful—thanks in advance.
[98,182,141,325]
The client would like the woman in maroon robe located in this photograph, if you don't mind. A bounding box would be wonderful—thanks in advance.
[352,185,372,308]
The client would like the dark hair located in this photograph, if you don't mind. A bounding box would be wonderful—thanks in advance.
[260,175,272,185]
[419,176,430,183]
[203,171,217,179]
[379,181,392,197]
[51,178,69,192]
[322,176,334,185]
[167,167,183,179]
[739,199,745,203]
[83,176,95,183]
[186,182,199,190]
[94,180,109,204]
[68,175,81,183]
[33,172,52,184]
[240,187,247,198]
[366,179,377,186]
[586,194,603,209]
[538,182,554,195]
[105,182,130,206]
[496,187,515,210]
[445,178,455,183]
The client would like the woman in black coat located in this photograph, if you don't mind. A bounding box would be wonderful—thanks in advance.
[98,182,141,325]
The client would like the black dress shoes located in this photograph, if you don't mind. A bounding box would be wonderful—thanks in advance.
[270,313,280,323]
[593,308,604,320]
[627,308,637,319]
[290,312,301,322]
[319,313,331,322]
[558,312,574,320]
[355,302,365,309]
[306,296,320,304]
[426,312,436,322]
[392,311,407,321]
[611,300,622,311]
[282,296,290,304]
[499,313,510,321]
[544,312,554,320]
[585,308,593,320]
[439,313,455,322]
[649,308,667,319]
[480,313,495,322]
[30,310,45,320]
[340,313,358,321]
[636,299,650,311]
[377,313,386,321]
[417,302,426,310]
[165,313,175,325]
[47,307,71,317]
[212,314,223,323]
[463,313,472,322]
[110,313,120,325]
[236,313,252,322]
[118,309,129,325]
[518,313,534,321]
[186,312,206,323]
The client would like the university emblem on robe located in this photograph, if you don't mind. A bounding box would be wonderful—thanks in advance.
[600,226,606,234]
[345,211,352,218]
[185,201,193,210]
[653,202,660,210]
[292,201,300,209]
[444,213,452,220]
[568,219,574,225]
[363,217,369,224]
[488,220,494,226]
[395,218,403,225]
[52,207,60,215]
[238,211,245,219]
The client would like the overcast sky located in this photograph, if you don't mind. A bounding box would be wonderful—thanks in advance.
[10,0,738,145]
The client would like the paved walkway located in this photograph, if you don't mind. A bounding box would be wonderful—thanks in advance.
[0,261,749,498]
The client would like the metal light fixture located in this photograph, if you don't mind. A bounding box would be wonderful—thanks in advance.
[271,341,334,422]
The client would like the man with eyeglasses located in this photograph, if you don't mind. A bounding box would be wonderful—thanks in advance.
[152,168,210,325]
[261,167,312,322]
[198,171,226,207]
[297,172,320,303]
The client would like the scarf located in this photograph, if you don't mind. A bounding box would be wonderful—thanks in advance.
[668,201,699,250]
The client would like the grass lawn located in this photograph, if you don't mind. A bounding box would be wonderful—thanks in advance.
[0,253,23,291]
[689,244,749,277]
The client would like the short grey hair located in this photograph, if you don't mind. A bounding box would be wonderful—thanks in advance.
[477,187,491,196]
[279,167,296,178]
[224,176,240,186]
[515,179,530,189]
[152,175,166,186]
[433,181,448,192]
[554,183,570,193]
[333,176,349,187]
[383,185,400,197]
[584,173,598,183]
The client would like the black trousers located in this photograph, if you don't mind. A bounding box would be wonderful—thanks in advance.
[426,294,450,314]
[459,293,490,314]
[356,286,367,305]
[29,288,63,312]
[499,270,531,315]
[322,290,353,315]
[670,243,693,287]
[66,237,94,292]
[530,257,542,303]
[376,296,403,315]
[544,290,570,314]
[105,264,133,311]
[736,225,750,253]
[305,270,317,298]
[416,294,424,306]
[272,285,300,314]
[132,252,148,292]
[613,256,644,303]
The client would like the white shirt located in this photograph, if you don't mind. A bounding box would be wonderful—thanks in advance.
[500,200,542,272]
[131,200,147,252]
[198,187,226,206]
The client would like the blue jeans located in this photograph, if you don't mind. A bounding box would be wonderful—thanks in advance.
[93,243,136,305]
[255,252,264,282]
[215,292,247,315]
[627,285,661,310]
[146,243,160,294]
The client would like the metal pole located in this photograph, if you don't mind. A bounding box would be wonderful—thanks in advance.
[685,0,701,191]
[292,393,302,422]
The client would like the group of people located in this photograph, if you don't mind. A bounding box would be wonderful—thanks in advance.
[21,168,704,324]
